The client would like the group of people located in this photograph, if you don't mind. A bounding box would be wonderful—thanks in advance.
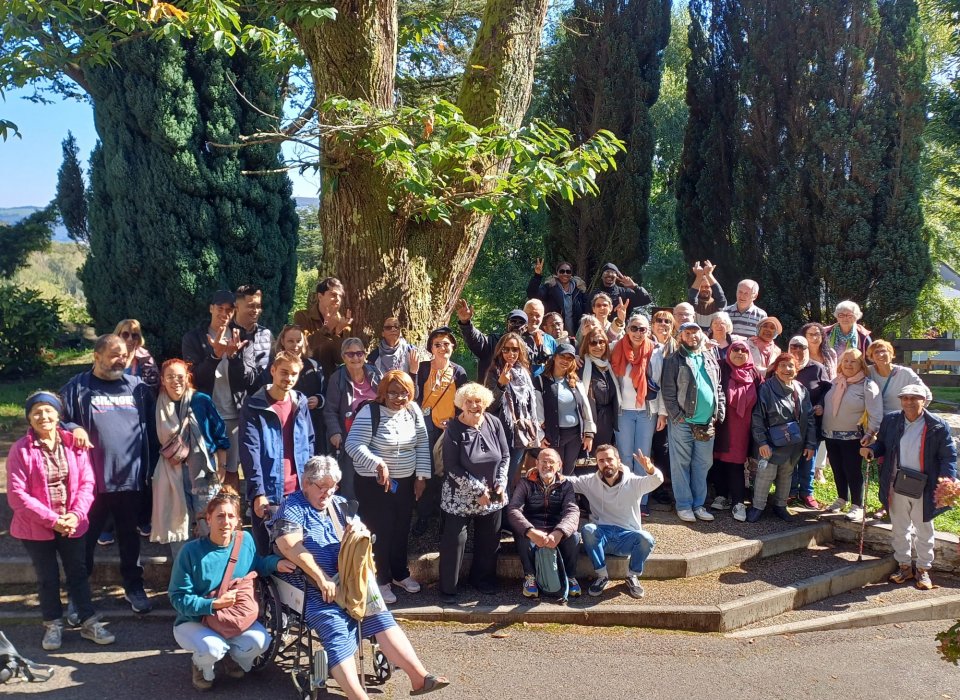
[6,259,957,692]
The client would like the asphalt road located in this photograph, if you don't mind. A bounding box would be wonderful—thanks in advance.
[1,617,958,699]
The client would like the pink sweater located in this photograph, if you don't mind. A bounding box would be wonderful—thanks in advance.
[6,429,95,541]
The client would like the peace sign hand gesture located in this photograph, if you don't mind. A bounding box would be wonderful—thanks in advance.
[534,258,544,275]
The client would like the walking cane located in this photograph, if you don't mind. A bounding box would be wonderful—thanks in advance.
[858,458,872,562]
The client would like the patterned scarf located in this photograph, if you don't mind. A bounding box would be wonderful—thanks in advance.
[828,325,857,353]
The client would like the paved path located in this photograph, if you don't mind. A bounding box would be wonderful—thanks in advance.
[2,618,958,698]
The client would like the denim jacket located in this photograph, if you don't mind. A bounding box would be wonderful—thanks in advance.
[661,347,726,425]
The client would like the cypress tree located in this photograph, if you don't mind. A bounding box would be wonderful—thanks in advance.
[543,0,672,284]
[55,131,89,245]
[80,39,298,357]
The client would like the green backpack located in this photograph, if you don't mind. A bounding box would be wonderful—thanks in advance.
[534,546,569,602]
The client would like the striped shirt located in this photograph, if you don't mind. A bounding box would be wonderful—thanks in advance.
[722,303,768,338]
[344,403,432,479]
[34,436,68,516]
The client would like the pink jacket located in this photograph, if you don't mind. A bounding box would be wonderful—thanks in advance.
[6,429,95,541]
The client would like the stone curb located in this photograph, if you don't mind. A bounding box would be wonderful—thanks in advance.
[724,593,960,638]
[0,523,833,588]
[0,553,894,632]
[830,518,960,574]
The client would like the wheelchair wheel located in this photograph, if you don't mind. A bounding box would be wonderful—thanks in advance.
[251,577,282,671]
[371,644,391,684]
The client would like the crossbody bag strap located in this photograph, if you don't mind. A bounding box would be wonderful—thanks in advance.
[217,531,244,597]
[325,501,345,541]
[423,368,455,412]
[792,386,800,420]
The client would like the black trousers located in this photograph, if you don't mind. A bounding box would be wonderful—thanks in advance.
[23,534,96,623]
[414,422,444,524]
[84,490,144,593]
[354,473,416,585]
[712,459,746,505]
[438,509,502,595]
[515,530,581,578]
[825,438,865,506]
[555,426,582,476]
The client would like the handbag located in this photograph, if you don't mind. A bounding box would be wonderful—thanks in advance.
[766,386,803,448]
[507,393,540,448]
[892,468,928,499]
[160,408,191,464]
[202,531,259,638]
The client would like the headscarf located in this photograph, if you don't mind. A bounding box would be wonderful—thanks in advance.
[830,368,866,417]
[610,334,653,407]
[25,391,62,417]
[724,341,758,418]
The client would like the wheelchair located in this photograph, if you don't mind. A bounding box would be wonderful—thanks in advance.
[251,571,392,699]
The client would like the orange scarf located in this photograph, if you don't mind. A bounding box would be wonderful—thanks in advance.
[610,336,653,407]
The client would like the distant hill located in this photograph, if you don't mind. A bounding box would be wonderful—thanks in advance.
[0,205,71,242]
[295,196,319,209]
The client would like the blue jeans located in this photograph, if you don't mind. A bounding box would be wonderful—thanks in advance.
[616,408,657,506]
[791,453,815,497]
[667,421,713,511]
[581,523,656,576]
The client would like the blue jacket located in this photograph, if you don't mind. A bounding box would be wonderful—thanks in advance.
[188,392,231,454]
[239,387,315,505]
[873,410,957,522]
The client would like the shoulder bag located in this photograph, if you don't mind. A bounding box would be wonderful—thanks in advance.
[202,531,259,639]
[160,406,192,464]
[892,422,929,499]
[767,386,802,448]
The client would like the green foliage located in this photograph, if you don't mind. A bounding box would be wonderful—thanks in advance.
[290,265,317,324]
[0,204,55,278]
[55,131,89,244]
[12,242,90,326]
[0,285,62,378]
[80,37,298,358]
[535,0,672,285]
[296,205,323,271]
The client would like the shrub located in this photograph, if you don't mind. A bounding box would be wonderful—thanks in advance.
[0,286,63,378]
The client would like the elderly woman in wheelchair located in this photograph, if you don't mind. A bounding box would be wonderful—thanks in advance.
[267,455,449,699]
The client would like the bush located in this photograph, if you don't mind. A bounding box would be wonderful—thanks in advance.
[0,286,63,378]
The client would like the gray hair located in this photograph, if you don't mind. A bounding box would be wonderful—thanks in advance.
[302,455,342,485]
[738,279,760,294]
[454,382,494,410]
[627,311,650,326]
[712,311,733,333]
[340,336,365,355]
[672,302,694,316]
[834,299,863,321]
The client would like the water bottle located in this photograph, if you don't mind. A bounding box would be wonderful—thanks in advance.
[757,458,769,472]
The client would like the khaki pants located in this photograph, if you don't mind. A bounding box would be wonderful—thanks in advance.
[889,490,935,570]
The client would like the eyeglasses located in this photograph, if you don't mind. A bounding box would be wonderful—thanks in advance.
[502,346,521,354]
[628,326,648,333]
[589,339,606,347]
[382,324,400,331]
[557,268,572,274]
[508,318,526,325]
[120,331,141,341]
[343,350,365,359]
[386,391,410,400]
[730,348,748,354]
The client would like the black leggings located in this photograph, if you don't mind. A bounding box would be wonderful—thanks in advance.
[825,438,864,506]
[712,459,746,505]
[354,473,416,584]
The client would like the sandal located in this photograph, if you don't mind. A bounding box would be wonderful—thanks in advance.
[410,673,450,696]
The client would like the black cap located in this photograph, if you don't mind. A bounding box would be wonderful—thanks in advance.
[556,342,577,356]
[210,290,236,306]
[508,309,528,323]
[427,326,456,350]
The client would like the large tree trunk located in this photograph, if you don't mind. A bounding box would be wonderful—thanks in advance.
[291,0,549,343]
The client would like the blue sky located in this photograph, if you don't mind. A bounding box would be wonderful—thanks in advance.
[0,88,320,209]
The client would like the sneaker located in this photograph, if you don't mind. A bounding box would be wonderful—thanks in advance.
[378,583,397,605]
[624,575,645,599]
[693,506,715,522]
[80,616,115,645]
[640,503,651,517]
[771,505,794,522]
[676,509,696,523]
[711,496,730,510]
[801,495,821,510]
[124,589,152,614]
[915,569,934,591]
[522,575,539,599]
[824,498,846,513]
[732,503,748,522]
[845,506,864,522]
[66,599,81,627]
[588,576,609,597]
[41,620,63,651]
[97,531,115,546]
[218,654,245,679]
[192,664,213,691]
[568,578,582,598]
[889,563,915,584]
[392,576,421,594]
[746,506,764,523]
[137,524,152,538]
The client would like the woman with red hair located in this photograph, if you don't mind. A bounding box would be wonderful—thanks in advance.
[151,359,231,557]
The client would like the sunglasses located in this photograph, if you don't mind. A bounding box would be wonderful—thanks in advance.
[789,344,807,349]
[589,339,606,347]
[382,324,401,331]
[557,268,572,274]
[628,326,648,333]
[120,331,141,341]
[502,347,521,354]
[343,350,365,359]
[654,318,672,324]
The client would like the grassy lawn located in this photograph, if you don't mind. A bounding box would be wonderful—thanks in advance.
[932,386,960,407]
[813,462,960,535]
[0,350,91,437]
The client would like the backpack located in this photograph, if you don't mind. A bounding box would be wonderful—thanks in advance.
[0,631,53,684]
[346,399,381,435]
[534,545,569,602]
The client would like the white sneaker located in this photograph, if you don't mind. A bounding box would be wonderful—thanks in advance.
[42,620,63,651]
[392,576,421,594]
[693,506,715,522]
[676,509,696,522]
[845,506,864,522]
[711,496,731,510]
[824,498,846,513]
[378,583,397,605]
[732,503,747,522]
[80,616,116,645]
